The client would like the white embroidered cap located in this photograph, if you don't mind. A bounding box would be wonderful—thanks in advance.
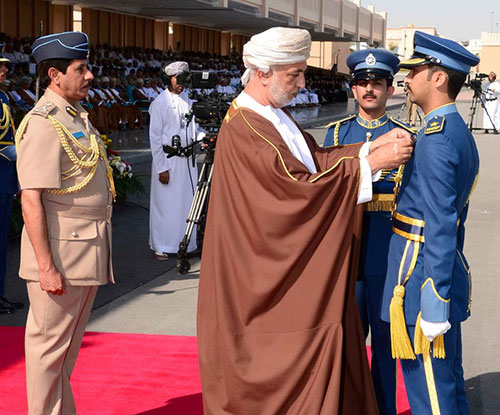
[241,27,311,85]
[164,61,189,76]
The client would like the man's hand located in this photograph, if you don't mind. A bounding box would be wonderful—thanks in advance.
[365,135,413,172]
[39,267,66,296]
[370,128,415,152]
[159,170,170,184]
[420,318,451,342]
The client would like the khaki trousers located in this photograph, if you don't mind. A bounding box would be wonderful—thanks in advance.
[25,282,98,415]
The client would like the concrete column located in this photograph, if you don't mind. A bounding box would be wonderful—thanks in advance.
[261,0,268,18]
[319,0,324,32]
[339,0,344,37]
[379,11,387,47]
[368,5,374,45]
[355,1,360,41]
[293,0,300,26]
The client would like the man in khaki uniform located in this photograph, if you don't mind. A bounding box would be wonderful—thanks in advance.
[15,31,115,415]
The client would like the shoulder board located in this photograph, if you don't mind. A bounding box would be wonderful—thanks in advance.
[326,114,355,129]
[424,115,445,135]
[31,102,56,118]
[390,117,418,134]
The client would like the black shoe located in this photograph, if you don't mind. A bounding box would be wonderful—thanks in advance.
[0,301,15,314]
[0,296,24,310]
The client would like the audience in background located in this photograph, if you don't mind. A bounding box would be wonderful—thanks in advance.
[0,32,348,133]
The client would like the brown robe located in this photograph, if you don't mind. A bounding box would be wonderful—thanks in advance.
[197,102,378,415]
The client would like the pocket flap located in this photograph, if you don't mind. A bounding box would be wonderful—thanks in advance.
[47,215,98,241]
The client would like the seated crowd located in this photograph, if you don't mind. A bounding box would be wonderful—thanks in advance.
[0,32,349,133]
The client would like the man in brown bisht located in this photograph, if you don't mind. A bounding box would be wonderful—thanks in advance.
[197,27,413,415]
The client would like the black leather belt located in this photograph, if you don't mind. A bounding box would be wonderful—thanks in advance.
[486,98,498,101]
[392,212,425,243]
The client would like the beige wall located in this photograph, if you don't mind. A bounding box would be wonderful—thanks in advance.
[308,41,351,73]
[478,46,500,75]
[386,26,438,58]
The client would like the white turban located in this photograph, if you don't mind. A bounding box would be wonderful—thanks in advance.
[164,61,189,76]
[241,27,311,85]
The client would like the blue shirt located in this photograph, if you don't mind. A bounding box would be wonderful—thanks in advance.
[325,113,415,279]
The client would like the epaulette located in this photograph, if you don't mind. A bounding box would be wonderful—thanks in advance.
[15,102,56,148]
[390,117,418,134]
[424,115,445,135]
[326,114,355,129]
[31,102,56,118]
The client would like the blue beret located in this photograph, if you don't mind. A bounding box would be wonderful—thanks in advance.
[347,49,400,80]
[400,31,480,74]
[32,31,89,64]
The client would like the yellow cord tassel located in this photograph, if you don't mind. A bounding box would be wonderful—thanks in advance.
[414,312,446,359]
[414,312,430,356]
[390,285,416,360]
[433,335,446,359]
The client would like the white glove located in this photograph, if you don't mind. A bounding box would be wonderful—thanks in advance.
[420,318,451,342]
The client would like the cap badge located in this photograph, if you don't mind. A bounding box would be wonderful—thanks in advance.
[365,53,376,66]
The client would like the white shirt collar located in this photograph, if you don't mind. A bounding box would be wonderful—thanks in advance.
[235,91,317,173]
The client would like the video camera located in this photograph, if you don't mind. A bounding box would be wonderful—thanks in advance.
[163,134,194,159]
[465,73,489,92]
[175,70,231,127]
[176,70,217,90]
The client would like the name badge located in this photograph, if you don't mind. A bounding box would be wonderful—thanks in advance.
[72,131,85,139]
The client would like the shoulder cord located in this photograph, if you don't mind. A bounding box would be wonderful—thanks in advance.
[390,164,405,219]
[333,122,340,146]
[0,102,15,141]
[15,113,116,200]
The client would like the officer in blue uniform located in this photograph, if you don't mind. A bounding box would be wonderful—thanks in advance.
[0,54,23,314]
[325,48,415,415]
[381,31,480,415]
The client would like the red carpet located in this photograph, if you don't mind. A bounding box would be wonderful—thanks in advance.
[0,326,410,414]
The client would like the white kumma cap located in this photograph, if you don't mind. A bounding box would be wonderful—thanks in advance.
[164,61,189,76]
[241,27,311,85]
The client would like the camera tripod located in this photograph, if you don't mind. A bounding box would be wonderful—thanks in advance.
[176,135,216,274]
[467,86,499,134]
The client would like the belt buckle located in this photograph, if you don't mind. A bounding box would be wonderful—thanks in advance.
[106,205,112,222]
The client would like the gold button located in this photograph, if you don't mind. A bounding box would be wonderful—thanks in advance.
[71,231,79,238]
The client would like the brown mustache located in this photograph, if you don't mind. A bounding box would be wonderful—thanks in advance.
[362,93,377,99]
